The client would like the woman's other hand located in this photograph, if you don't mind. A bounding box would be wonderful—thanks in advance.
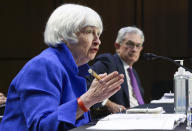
[80,71,124,109]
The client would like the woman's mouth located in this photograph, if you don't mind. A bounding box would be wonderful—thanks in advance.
[90,48,98,53]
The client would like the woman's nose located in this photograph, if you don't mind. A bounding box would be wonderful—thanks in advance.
[93,35,101,45]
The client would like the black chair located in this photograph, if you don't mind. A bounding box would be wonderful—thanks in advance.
[0,104,5,122]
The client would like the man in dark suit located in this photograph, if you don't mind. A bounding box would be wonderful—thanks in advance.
[86,26,145,116]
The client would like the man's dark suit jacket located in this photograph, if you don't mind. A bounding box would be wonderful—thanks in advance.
[86,53,144,109]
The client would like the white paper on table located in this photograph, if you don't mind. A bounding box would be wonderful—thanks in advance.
[87,113,186,130]
[126,107,165,114]
[150,98,174,103]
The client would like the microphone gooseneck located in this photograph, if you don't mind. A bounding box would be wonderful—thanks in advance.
[143,53,192,73]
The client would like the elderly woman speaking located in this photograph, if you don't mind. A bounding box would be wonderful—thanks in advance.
[0,3,124,131]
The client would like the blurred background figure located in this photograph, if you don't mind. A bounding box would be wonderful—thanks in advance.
[0,93,6,105]
[87,26,145,118]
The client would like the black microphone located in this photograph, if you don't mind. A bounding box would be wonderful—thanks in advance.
[143,53,192,73]
[142,53,159,60]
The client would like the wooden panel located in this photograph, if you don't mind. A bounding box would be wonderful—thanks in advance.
[136,0,189,102]
[143,0,189,57]
[0,0,56,93]
[0,0,55,58]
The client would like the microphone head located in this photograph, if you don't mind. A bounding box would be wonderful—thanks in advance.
[142,53,159,60]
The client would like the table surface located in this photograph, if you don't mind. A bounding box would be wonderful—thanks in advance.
[69,103,189,131]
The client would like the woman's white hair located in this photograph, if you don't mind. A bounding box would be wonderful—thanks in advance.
[44,4,103,47]
[115,26,145,44]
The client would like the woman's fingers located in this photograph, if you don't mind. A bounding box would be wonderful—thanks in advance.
[105,85,121,99]
[106,74,124,87]
[87,71,124,105]
[107,79,124,93]
[102,71,119,83]
[94,71,123,86]
[98,73,107,79]
[103,72,124,90]
[97,72,124,93]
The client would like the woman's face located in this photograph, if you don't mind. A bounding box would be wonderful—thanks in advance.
[68,26,101,66]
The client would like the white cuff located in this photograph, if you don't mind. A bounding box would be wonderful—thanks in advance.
[101,99,108,106]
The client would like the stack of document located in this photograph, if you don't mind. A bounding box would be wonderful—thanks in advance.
[88,113,186,130]
[126,107,165,114]
[151,92,174,103]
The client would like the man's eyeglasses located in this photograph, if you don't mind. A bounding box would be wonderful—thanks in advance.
[124,40,143,49]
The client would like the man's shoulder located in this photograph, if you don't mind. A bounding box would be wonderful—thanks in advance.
[93,53,116,64]
[95,53,116,61]
[93,53,122,66]
[97,53,113,58]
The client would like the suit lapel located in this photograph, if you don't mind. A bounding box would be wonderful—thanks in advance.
[113,54,129,101]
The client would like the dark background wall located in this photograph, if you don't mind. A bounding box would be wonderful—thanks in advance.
[0,0,191,103]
